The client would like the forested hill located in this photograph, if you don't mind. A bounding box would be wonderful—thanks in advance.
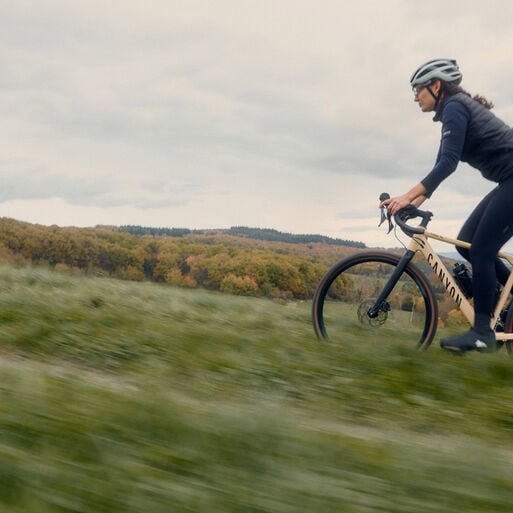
[118,225,366,248]
[227,226,366,247]
[0,218,366,300]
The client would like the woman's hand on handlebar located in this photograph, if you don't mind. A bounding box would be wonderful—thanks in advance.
[379,193,414,215]
[379,190,433,235]
[379,184,428,215]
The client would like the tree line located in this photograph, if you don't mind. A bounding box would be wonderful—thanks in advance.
[117,224,366,248]
[224,226,366,247]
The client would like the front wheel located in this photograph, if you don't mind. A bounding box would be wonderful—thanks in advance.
[312,251,438,350]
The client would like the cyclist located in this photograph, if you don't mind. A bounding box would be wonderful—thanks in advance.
[380,58,513,353]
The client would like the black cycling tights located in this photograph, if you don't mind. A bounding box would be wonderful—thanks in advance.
[456,175,513,317]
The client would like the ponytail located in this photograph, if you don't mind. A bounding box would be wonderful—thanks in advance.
[443,82,494,109]
[472,94,494,109]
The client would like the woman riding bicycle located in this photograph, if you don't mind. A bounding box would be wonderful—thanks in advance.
[380,58,513,353]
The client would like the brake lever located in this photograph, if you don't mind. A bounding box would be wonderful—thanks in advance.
[378,207,394,233]
[378,192,394,233]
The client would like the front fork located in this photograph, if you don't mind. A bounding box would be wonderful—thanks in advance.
[367,250,416,318]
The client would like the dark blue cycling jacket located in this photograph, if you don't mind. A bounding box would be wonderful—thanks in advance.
[421,92,513,197]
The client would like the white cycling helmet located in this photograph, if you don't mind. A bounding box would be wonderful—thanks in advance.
[410,59,462,88]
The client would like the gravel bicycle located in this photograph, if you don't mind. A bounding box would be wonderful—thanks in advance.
[312,193,513,354]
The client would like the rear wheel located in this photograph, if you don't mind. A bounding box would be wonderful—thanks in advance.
[502,300,513,356]
[312,251,438,350]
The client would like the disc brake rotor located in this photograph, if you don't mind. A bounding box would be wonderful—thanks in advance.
[357,298,390,327]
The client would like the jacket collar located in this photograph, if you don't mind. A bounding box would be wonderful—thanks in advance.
[433,92,467,122]
[433,95,448,122]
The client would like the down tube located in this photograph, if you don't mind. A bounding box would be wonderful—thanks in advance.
[412,235,474,325]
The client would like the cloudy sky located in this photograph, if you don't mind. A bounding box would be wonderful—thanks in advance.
[2,0,513,250]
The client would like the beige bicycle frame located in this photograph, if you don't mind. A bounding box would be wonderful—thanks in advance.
[407,229,513,341]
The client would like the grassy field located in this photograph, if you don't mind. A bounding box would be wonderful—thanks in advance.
[1,264,513,512]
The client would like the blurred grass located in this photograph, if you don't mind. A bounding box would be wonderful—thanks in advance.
[1,264,513,512]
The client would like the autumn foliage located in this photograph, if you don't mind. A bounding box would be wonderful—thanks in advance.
[0,218,365,300]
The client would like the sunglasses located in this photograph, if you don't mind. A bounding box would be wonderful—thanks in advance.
[413,86,426,98]
[412,82,434,98]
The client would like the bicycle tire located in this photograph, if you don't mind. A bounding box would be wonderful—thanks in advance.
[312,251,438,350]
[502,299,513,356]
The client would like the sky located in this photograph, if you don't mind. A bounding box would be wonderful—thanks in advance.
[2,0,513,250]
